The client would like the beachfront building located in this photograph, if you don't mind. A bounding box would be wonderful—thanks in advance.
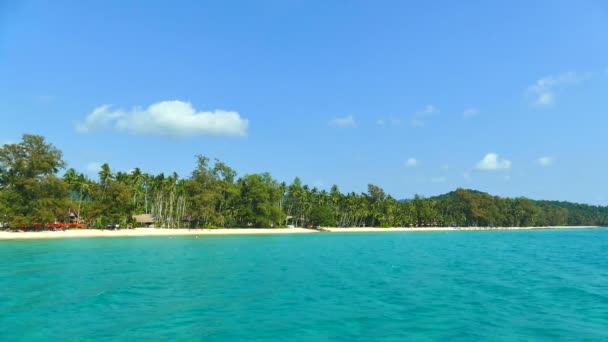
[133,214,155,228]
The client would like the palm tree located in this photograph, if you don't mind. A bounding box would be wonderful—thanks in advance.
[99,163,113,190]
[130,167,144,211]
[63,168,91,221]
[75,173,91,221]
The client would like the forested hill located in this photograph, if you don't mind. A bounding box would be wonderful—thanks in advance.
[1,134,607,229]
[426,189,608,227]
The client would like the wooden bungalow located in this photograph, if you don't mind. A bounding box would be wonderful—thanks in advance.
[133,214,155,228]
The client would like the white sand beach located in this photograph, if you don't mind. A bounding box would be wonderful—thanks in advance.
[0,227,317,240]
[0,226,602,240]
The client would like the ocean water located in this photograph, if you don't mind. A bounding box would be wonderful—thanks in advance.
[1,229,607,341]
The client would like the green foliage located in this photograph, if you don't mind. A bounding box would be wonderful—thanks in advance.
[185,155,239,227]
[2,134,607,230]
[0,135,69,227]
[235,173,284,228]
[89,176,134,227]
[429,188,607,227]
[309,206,336,227]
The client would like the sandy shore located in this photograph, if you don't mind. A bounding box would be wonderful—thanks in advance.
[0,226,602,240]
[0,228,316,240]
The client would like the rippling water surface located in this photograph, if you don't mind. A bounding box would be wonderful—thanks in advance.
[1,229,608,341]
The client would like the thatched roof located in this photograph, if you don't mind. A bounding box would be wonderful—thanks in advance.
[133,214,155,224]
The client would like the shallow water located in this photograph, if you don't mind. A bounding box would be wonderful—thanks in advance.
[1,229,607,341]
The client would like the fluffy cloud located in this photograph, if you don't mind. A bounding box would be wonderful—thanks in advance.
[537,156,555,167]
[475,153,512,171]
[76,101,249,137]
[463,108,479,119]
[329,115,356,128]
[405,158,418,167]
[527,71,592,107]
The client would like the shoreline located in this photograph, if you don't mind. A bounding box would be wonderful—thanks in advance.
[324,226,602,233]
[0,228,316,240]
[0,226,603,240]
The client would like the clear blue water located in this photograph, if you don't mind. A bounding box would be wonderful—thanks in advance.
[1,229,608,341]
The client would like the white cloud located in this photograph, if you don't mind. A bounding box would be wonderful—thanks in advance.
[527,71,592,107]
[86,162,102,173]
[536,93,554,106]
[329,115,356,128]
[405,158,418,167]
[537,156,555,167]
[76,101,249,137]
[463,108,479,119]
[376,119,385,125]
[77,105,122,132]
[440,164,449,171]
[410,105,439,127]
[430,176,447,183]
[415,105,439,116]
[475,153,512,171]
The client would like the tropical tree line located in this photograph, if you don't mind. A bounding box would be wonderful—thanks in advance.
[1,134,607,230]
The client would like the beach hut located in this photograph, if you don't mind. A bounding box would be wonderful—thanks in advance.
[133,214,155,228]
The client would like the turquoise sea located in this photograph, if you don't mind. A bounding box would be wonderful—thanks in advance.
[1,229,607,341]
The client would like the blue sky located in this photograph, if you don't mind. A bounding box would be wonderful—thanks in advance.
[1,1,607,204]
